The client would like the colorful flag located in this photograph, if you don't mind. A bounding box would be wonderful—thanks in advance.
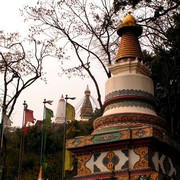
[24,109,35,135]
[38,166,43,180]
[66,103,75,121]
[19,108,35,177]
[65,150,74,171]
[45,107,53,129]
[39,107,53,180]
[25,109,35,124]
[43,107,53,153]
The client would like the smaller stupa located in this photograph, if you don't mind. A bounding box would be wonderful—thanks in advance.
[55,95,65,124]
[80,85,93,121]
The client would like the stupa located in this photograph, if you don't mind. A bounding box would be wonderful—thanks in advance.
[55,95,66,124]
[80,85,93,121]
[67,12,180,179]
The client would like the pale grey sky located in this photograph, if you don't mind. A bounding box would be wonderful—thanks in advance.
[0,0,106,127]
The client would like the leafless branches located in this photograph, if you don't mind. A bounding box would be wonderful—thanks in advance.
[0,32,56,118]
[22,0,180,108]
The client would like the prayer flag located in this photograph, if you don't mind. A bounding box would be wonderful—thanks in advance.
[25,109,35,124]
[24,109,35,135]
[45,107,53,129]
[43,107,53,153]
[43,161,48,175]
[42,155,48,179]
[38,166,43,180]
[66,103,75,121]
[65,150,74,171]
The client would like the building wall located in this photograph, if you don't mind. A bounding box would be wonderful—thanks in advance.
[76,147,176,178]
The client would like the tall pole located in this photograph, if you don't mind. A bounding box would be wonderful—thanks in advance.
[39,99,53,180]
[39,99,49,180]
[0,104,5,180]
[0,108,4,149]
[40,99,46,167]
[18,101,27,180]
[62,95,75,180]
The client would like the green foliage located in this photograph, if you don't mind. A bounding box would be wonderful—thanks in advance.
[143,13,180,140]
[3,114,97,179]
[5,128,20,179]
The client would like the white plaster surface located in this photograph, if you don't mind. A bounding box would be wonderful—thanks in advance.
[105,74,154,95]
[103,107,157,116]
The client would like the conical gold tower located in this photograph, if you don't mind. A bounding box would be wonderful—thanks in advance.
[115,12,143,63]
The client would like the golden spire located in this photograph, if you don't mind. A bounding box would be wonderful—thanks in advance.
[115,12,143,63]
[84,85,90,96]
[123,12,136,25]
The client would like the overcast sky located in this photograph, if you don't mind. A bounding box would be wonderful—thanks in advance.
[0,0,106,127]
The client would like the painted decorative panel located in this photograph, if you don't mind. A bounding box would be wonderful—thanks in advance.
[133,147,149,169]
[129,147,149,170]
[104,100,155,112]
[67,135,93,148]
[92,130,130,144]
[92,132,122,144]
[67,126,180,151]
[93,113,167,132]
[130,172,158,180]
[77,147,151,176]
[77,149,128,176]
[105,89,155,103]
[132,127,153,139]
[152,152,176,178]
[78,154,92,176]
[67,129,130,149]
[76,147,177,179]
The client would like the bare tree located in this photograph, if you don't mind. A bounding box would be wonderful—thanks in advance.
[133,0,180,50]
[0,31,56,179]
[22,0,180,109]
[0,31,56,121]
[22,0,119,109]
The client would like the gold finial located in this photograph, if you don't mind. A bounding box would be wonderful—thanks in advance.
[85,85,90,95]
[123,12,136,25]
